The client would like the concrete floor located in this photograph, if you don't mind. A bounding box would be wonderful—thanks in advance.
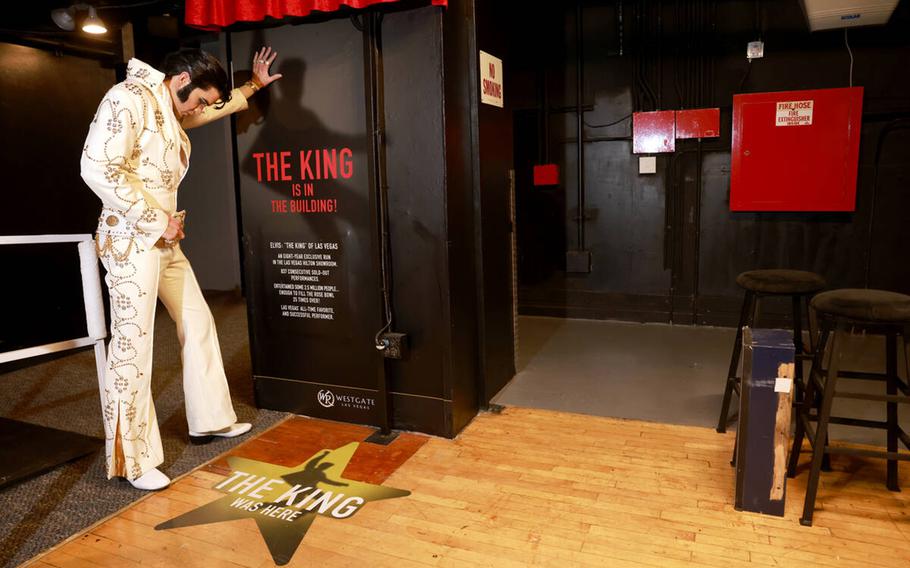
[493,315,909,447]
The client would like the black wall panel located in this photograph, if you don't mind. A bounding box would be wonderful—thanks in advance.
[513,0,910,326]
[474,0,516,402]
[236,3,492,436]
[441,0,482,431]
[0,44,114,356]
[383,7,449,401]
[233,21,387,423]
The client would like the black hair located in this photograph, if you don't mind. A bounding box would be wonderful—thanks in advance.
[160,48,231,107]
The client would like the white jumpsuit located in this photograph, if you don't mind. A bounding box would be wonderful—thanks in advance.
[80,58,249,480]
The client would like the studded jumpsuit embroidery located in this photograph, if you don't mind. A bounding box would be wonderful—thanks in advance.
[81,58,249,480]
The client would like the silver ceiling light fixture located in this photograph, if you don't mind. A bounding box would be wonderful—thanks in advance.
[51,4,109,35]
[82,6,108,34]
[50,7,77,31]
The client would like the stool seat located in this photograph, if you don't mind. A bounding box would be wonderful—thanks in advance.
[718,268,824,435]
[811,289,910,323]
[736,269,827,295]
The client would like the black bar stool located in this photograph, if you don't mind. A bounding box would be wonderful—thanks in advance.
[717,269,826,433]
[787,288,910,526]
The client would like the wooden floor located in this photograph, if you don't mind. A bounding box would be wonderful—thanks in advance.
[26,407,910,567]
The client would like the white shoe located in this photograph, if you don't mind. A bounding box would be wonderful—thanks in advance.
[188,422,252,444]
[128,468,170,491]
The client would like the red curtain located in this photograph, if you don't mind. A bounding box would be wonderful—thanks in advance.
[186,0,448,29]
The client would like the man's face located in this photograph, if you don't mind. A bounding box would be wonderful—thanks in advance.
[168,72,221,118]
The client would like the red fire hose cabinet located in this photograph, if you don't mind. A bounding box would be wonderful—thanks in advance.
[730,87,863,212]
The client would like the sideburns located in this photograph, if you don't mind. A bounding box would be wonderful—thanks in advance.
[176,82,194,103]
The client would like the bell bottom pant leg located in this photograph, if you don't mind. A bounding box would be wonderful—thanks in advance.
[98,240,164,480]
[156,246,237,433]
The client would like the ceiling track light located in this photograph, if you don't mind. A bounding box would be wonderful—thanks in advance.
[82,6,108,34]
[50,7,76,31]
[51,3,108,35]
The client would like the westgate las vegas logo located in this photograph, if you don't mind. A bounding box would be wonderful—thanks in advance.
[155,443,409,565]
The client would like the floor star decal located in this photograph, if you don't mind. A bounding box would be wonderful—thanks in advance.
[155,442,410,565]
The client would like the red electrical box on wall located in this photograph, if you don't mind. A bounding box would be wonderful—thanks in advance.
[730,87,863,211]
[533,164,559,186]
[676,108,720,139]
[633,111,676,154]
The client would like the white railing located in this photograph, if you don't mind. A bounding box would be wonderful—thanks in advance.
[0,234,106,389]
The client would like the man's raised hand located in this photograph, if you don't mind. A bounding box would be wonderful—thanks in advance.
[252,46,282,87]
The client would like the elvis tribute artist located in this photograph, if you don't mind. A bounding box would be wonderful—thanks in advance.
[80,47,281,491]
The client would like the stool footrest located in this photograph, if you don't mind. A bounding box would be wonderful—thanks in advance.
[838,370,891,381]
[803,414,889,430]
[826,446,910,461]
[810,369,910,393]
[829,416,889,429]
[833,391,910,404]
